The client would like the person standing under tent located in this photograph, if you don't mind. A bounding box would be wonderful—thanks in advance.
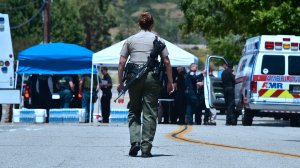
[36,75,53,122]
[56,75,74,108]
[79,74,99,123]
[100,67,112,123]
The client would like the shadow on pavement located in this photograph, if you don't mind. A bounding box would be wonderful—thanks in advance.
[284,140,300,143]
[251,120,291,127]
[126,154,174,158]
[151,154,174,157]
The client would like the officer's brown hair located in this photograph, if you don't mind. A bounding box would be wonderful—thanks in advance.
[139,12,154,31]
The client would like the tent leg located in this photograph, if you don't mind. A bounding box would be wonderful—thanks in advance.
[20,74,25,109]
[89,65,94,124]
[96,66,101,122]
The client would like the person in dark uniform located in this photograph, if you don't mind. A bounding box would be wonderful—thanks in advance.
[185,63,202,125]
[100,67,112,123]
[29,74,39,108]
[118,12,173,158]
[36,75,53,122]
[56,75,74,108]
[221,62,236,125]
[174,66,187,125]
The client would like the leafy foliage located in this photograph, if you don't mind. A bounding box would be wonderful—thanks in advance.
[79,0,117,50]
[0,0,43,56]
[180,0,300,63]
[51,0,83,44]
[1,0,117,55]
[1,0,204,59]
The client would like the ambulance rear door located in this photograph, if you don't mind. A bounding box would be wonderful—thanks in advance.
[254,54,287,104]
[286,55,300,105]
[253,36,300,108]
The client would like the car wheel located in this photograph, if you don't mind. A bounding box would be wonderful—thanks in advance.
[290,116,300,127]
[242,108,254,126]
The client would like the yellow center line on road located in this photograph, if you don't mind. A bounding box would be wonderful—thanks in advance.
[165,125,300,159]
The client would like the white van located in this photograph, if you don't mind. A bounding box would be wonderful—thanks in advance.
[205,35,300,127]
[0,13,20,104]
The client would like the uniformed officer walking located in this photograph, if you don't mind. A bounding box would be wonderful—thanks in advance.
[221,62,236,125]
[117,12,173,158]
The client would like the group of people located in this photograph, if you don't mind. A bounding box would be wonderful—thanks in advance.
[24,67,112,123]
[159,63,217,126]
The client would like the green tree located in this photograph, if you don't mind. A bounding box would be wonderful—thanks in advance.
[0,0,43,56]
[180,0,300,63]
[1,0,84,56]
[207,34,243,63]
[51,0,83,44]
[79,0,117,51]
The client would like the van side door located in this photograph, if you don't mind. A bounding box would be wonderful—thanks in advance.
[204,55,227,110]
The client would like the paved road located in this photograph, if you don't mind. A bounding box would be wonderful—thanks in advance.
[0,115,299,168]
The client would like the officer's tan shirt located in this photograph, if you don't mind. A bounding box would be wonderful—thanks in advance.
[120,30,169,64]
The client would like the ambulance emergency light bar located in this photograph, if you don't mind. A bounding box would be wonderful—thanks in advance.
[265,38,300,51]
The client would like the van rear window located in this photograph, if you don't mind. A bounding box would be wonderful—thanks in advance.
[0,17,4,23]
[261,55,285,75]
[288,56,300,75]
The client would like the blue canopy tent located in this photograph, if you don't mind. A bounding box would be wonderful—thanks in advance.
[17,42,94,74]
[17,42,96,123]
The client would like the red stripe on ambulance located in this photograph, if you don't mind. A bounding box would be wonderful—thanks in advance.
[271,90,284,97]
[258,89,268,96]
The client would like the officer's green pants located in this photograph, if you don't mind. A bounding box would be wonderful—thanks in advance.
[128,72,161,153]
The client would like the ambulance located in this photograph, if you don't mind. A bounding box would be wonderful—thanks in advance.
[235,35,300,127]
[0,14,20,104]
[205,35,300,127]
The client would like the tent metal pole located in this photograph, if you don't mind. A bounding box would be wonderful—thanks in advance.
[20,74,24,109]
[89,65,94,124]
[14,61,20,109]
[96,66,101,121]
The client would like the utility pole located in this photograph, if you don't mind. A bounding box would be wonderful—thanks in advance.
[43,0,51,43]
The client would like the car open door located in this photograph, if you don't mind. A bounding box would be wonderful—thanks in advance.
[204,55,227,111]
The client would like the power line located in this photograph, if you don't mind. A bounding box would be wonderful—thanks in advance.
[0,0,39,11]
[11,1,46,30]
[0,2,10,6]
